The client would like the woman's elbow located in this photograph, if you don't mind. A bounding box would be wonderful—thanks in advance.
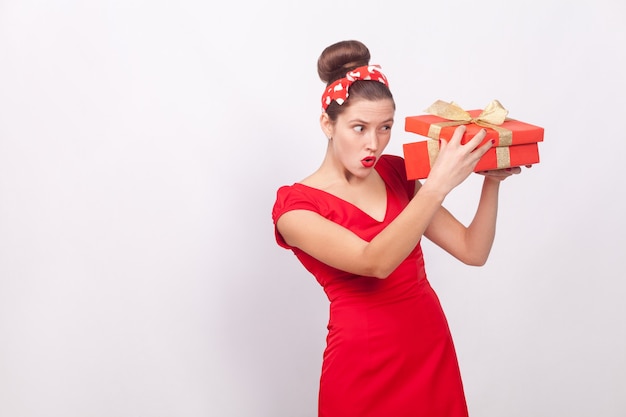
[359,249,398,279]
[362,262,395,279]
[462,252,490,267]
[466,258,487,267]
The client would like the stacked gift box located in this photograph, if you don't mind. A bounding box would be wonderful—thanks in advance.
[402,100,544,180]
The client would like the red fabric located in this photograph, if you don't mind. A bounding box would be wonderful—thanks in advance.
[272,155,469,417]
[321,65,389,111]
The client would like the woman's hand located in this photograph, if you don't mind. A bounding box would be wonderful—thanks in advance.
[425,125,493,194]
[477,165,532,182]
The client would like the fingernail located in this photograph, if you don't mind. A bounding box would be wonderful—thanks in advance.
[505,168,512,171]
[491,139,495,145]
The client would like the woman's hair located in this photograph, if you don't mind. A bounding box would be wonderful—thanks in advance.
[317,40,394,121]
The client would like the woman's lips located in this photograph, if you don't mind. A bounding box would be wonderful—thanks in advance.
[361,156,376,168]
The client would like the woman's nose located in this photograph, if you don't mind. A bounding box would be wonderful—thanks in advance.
[366,132,379,151]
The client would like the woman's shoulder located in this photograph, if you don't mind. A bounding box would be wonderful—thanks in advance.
[377,154,408,180]
[274,183,309,204]
[378,153,405,170]
[272,183,322,223]
[377,154,415,200]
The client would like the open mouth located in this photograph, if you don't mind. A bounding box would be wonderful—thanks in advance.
[361,156,376,168]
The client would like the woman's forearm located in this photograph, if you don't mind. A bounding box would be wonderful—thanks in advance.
[464,177,501,264]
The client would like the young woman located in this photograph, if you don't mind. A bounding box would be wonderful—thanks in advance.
[272,40,522,417]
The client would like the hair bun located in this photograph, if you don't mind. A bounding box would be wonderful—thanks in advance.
[317,40,371,85]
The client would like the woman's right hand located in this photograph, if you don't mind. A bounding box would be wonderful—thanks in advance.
[424,125,493,194]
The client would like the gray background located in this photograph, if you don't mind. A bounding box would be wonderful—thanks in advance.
[1,0,625,416]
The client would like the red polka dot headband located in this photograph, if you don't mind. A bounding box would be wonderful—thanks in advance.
[321,65,389,111]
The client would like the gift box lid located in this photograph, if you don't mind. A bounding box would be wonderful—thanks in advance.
[405,100,544,147]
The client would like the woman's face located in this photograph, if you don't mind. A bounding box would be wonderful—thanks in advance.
[322,98,395,180]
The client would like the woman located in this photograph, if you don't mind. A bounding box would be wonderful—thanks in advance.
[272,40,522,417]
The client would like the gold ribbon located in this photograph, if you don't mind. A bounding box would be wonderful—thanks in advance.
[496,147,511,168]
[427,140,439,167]
[424,100,513,146]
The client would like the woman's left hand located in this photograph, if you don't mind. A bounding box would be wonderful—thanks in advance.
[476,165,531,181]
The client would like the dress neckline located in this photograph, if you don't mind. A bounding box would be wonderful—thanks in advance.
[293,172,391,223]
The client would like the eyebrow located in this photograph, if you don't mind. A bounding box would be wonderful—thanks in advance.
[349,118,395,124]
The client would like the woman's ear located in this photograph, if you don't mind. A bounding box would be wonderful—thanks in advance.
[320,112,333,139]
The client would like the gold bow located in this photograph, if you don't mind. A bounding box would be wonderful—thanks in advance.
[424,100,513,146]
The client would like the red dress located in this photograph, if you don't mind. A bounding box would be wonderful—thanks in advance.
[272,155,469,417]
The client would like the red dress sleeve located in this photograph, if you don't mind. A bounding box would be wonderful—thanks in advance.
[271,185,320,249]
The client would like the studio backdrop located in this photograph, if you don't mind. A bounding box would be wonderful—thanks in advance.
[0,1,625,416]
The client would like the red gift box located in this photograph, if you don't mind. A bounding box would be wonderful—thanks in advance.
[403,140,540,180]
[402,100,544,180]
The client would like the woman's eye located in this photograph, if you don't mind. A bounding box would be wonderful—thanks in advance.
[353,126,364,132]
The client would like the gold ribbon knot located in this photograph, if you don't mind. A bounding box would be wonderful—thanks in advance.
[424,99,513,146]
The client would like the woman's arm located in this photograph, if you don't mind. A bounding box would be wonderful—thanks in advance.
[277,183,446,279]
[276,125,492,279]
[424,167,522,266]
